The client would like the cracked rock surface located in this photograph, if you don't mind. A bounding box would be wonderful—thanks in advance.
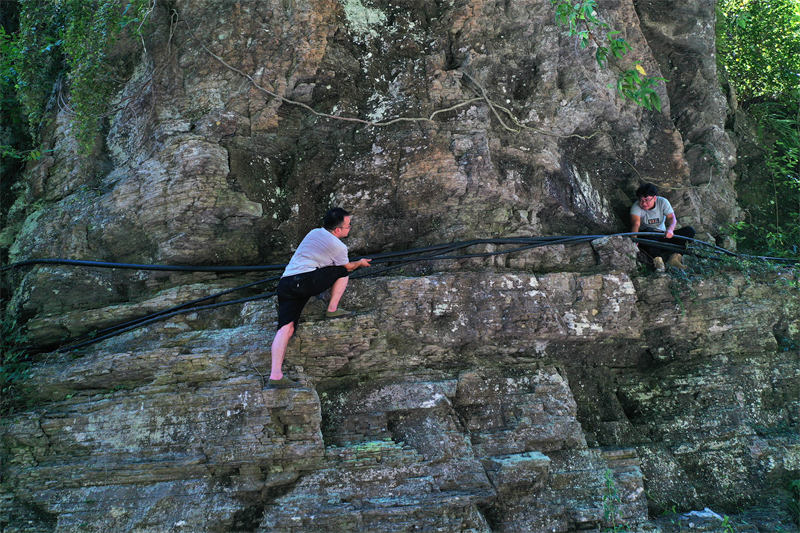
[3,264,800,531]
[1,0,796,531]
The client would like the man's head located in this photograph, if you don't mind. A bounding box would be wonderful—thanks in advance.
[323,207,351,238]
[635,183,658,210]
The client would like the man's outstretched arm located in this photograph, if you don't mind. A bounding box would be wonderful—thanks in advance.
[345,258,372,272]
[665,213,677,239]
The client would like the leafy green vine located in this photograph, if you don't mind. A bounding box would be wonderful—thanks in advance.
[1,0,152,155]
[0,312,30,415]
[717,0,800,258]
[551,0,667,111]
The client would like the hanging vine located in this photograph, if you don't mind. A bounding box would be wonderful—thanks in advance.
[1,0,152,156]
[550,0,667,111]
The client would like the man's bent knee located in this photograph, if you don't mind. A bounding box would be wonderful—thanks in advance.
[331,275,349,292]
[278,322,295,337]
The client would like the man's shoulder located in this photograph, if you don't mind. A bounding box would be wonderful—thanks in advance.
[657,196,674,211]
[305,227,346,248]
[302,227,331,241]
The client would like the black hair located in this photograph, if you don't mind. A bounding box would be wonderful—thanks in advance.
[323,207,350,230]
[635,183,658,198]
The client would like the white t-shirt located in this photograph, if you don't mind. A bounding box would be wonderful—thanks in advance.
[282,228,349,277]
[630,196,674,232]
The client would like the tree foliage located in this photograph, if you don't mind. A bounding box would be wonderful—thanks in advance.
[718,0,800,257]
[729,99,800,257]
[717,0,800,101]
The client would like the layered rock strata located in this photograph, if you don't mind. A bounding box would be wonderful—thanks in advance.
[3,247,799,531]
[2,0,794,531]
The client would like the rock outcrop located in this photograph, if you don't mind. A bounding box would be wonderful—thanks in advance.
[6,0,738,322]
[3,247,800,530]
[2,0,798,531]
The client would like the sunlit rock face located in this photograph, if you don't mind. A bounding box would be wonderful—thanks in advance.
[7,0,736,321]
[4,265,800,531]
[4,0,796,532]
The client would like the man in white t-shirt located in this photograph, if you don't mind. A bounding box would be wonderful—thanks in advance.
[268,208,371,388]
[630,183,695,271]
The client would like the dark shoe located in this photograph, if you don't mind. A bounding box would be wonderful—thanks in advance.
[266,376,299,389]
[326,308,352,319]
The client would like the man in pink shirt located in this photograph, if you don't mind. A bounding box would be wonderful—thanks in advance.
[268,208,371,388]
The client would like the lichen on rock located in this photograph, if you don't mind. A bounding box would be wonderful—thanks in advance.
[340,0,388,40]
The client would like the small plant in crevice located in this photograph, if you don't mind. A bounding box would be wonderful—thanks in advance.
[0,311,31,414]
[790,479,800,525]
[721,514,736,533]
[602,468,628,532]
[668,282,686,316]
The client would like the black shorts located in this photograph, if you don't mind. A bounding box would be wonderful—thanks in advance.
[276,266,349,329]
[637,226,696,259]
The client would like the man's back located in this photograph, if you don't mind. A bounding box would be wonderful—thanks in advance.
[282,227,349,277]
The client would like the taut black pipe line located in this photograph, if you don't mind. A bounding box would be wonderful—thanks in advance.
[4,232,798,274]
[61,275,283,349]
[9,231,798,354]
[0,258,287,273]
[0,232,677,273]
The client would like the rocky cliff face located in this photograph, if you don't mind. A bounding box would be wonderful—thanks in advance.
[4,255,800,531]
[2,0,798,531]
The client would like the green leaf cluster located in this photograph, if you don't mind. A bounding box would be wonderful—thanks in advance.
[0,0,151,154]
[595,31,631,67]
[718,1,800,258]
[717,0,800,101]
[550,0,665,112]
[552,0,603,37]
[616,68,666,112]
[0,311,30,415]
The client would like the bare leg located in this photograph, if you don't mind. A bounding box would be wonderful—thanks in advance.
[327,276,349,312]
[269,322,295,380]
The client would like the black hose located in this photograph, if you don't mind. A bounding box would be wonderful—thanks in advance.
[0,258,287,273]
[2,231,795,354]
[59,275,283,350]
[60,290,277,352]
